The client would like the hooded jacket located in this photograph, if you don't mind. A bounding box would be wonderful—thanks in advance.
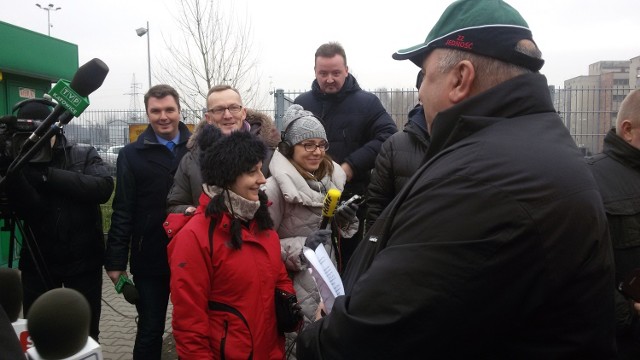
[167,110,280,214]
[366,105,430,228]
[297,74,616,359]
[294,74,397,196]
[105,122,191,276]
[166,192,294,360]
[588,129,640,356]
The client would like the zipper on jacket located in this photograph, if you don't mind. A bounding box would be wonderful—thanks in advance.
[209,301,254,360]
[138,214,151,251]
[220,320,228,360]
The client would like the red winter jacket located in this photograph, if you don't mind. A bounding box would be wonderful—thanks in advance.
[166,193,294,359]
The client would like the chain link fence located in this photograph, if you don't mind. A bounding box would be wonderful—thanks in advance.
[73,86,632,224]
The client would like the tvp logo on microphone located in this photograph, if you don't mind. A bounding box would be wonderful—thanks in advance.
[48,80,90,116]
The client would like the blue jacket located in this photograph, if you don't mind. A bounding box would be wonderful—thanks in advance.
[294,74,397,196]
[105,123,191,276]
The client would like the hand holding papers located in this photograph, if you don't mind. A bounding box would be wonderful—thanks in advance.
[303,245,344,314]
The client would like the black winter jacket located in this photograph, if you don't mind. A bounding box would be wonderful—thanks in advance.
[366,105,429,227]
[8,138,114,277]
[294,74,397,196]
[105,123,191,276]
[588,129,640,354]
[297,74,616,359]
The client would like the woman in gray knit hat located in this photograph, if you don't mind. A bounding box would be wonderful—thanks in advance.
[264,104,359,358]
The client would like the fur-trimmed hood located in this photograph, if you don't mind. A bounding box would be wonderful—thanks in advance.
[187,109,280,149]
[246,109,280,148]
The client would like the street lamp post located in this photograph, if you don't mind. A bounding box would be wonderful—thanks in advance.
[136,21,151,89]
[35,3,61,36]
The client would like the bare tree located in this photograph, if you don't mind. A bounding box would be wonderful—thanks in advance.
[155,0,266,118]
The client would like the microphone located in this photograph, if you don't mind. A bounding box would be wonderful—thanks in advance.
[24,58,109,149]
[0,268,26,357]
[115,274,139,305]
[0,268,22,323]
[26,288,102,360]
[320,188,342,229]
[2,58,109,180]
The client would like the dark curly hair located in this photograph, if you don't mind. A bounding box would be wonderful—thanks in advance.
[198,125,272,249]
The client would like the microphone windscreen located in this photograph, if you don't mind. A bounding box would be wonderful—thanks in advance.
[69,58,109,97]
[27,288,90,359]
[322,188,342,218]
[0,268,22,322]
[122,283,139,305]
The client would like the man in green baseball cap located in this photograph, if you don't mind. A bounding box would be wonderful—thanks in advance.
[296,0,616,358]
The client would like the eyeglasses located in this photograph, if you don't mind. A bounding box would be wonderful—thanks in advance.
[300,142,329,152]
[207,104,243,117]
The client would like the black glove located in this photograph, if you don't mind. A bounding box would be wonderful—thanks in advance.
[304,229,332,250]
[335,201,359,227]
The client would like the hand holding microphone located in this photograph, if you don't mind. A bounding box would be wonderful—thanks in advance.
[115,274,139,305]
[319,188,342,229]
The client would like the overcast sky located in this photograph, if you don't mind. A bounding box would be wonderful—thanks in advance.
[1,0,639,110]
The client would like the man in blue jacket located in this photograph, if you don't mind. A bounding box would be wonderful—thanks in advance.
[105,84,191,359]
[294,42,397,268]
[297,0,615,358]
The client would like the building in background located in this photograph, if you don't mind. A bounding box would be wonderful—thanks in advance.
[562,55,640,154]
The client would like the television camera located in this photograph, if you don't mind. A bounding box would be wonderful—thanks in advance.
[0,98,56,173]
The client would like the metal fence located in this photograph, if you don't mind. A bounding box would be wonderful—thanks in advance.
[66,86,633,162]
[71,86,631,225]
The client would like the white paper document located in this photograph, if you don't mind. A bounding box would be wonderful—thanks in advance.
[303,245,344,314]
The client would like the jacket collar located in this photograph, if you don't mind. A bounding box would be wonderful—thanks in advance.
[426,73,554,159]
[135,122,191,149]
[603,128,640,171]
[268,150,345,206]
[310,73,361,102]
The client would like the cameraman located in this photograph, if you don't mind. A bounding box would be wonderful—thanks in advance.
[4,100,114,342]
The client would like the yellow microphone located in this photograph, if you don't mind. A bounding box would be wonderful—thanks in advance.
[320,188,342,229]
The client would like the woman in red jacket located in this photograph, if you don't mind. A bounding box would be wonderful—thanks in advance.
[166,125,299,359]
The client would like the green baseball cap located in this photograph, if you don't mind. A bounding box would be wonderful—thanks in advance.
[392,0,544,71]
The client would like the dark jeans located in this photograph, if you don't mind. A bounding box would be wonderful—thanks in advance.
[21,267,103,341]
[132,274,170,360]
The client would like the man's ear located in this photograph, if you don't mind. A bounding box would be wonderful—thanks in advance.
[448,60,474,104]
[620,119,634,142]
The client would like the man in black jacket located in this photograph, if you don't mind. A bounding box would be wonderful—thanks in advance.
[6,99,114,342]
[294,42,397,268]
[588,89,640,359]
[366,71,430,229]
[105,84,191,359]
[297,0,615,358]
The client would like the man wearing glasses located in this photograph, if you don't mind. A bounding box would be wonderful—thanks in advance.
[167,84,280,215]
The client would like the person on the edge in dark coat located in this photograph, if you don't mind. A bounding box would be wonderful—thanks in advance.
[296,1,616,358]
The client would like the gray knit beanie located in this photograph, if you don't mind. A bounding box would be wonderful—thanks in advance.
[281,104,327,145]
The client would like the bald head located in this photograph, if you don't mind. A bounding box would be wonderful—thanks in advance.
[616,89,640,150]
